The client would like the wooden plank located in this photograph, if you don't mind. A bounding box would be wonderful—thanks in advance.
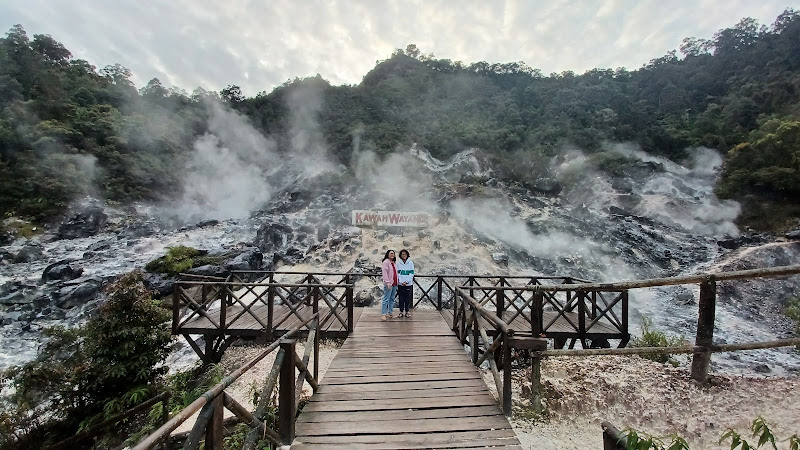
[318,372,483,385]
[300,393,498,413]
[292,428,518,444]
[309,387,496,402]
[296,405,503,424]
[315,378,489,393]
[295,415,512,436]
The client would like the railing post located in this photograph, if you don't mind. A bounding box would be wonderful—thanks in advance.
[622,290,629,335]
[452,288,460,332]
[219,283,227,336]
[502,334,512,416]
[267,283,275,338]
[279,340,297,445]
[533,291,543,336]
[172,283,179,334]
[531,353,543,413]
[496,282,505,322]
[577,291,586,347]
[471,309,479,364]
[346,274,354,333]
[691,278,716,383]
[204,395,224,450]
[437,276,443,310]
[313,286,319,333]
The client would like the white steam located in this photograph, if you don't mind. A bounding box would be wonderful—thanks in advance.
[558,143,740,237]
[173,102,278,221]
[352,145,439,210]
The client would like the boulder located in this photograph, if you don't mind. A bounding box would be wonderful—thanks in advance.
[42,260,84,282]
[143,272,176,299]
[224,247,263,272]
[492,253,509,267]
[186,265,225,278]
[786,229,800,240]
[117,222,157,240]
[13,244,45,263]
[57,204,108,239]
[354,286,381,307]
[274,248,305,265]
[54,279,101,309]
[196,219,220,228]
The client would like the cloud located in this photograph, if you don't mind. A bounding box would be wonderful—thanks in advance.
[0,0,795,94]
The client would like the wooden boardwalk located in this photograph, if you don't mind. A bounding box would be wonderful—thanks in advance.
[292,308,522,449]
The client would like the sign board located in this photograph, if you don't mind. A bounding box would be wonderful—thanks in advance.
[352,210,430,227]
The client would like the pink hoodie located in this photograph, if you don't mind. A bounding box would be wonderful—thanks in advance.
[381,258,398,286]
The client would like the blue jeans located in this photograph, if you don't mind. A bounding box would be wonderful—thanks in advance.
[381,285,397,315]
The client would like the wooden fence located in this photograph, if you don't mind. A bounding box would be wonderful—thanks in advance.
[445,264,800,425]
[172,272,354,363]
[133,309,329,450]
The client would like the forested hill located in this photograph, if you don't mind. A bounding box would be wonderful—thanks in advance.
[1,9,799,231]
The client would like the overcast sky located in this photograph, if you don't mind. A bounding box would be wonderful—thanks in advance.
[2,1,798,96]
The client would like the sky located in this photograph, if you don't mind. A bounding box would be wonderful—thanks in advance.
[1,0,798,96]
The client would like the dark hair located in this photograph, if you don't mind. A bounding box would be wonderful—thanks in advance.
[382,249,396,261]
[399,249,410,260]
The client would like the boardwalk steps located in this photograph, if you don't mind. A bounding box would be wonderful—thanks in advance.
[292,308,522,449]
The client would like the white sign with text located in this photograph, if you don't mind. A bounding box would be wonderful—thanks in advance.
[352,210,430,227]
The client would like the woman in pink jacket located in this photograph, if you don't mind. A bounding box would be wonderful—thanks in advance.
[381,249,398,320]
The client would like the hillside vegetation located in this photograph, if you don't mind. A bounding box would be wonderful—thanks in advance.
[1,9,799,230]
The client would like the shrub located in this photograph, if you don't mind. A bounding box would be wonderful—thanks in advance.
[0,270,173,448]
[145,245,202,275]
[631,316,685,366]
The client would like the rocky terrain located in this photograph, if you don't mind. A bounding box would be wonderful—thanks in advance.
[1,144,799,376]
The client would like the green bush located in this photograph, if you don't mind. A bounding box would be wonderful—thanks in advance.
[631,317,685,365]
[0,270,173,448]
[145,245,203,275]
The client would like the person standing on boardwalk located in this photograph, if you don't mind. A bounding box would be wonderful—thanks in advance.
[396,249,415,318]
[381,249,398,321]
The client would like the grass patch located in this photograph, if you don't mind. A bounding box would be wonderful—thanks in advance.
[631,316,685,366]
[144,246,225,276]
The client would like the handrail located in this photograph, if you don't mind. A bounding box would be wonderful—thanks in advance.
[469,265,800,292]
[456,287,514,336]
[132,310,322,450]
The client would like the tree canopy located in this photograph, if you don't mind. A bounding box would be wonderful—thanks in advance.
[1,9,799,230]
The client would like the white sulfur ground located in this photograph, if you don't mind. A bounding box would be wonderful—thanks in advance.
[491,355,800,449]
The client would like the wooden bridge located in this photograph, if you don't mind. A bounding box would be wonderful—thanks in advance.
[292,308,522,449]
[128,265,800,450]
[172,271,630,363]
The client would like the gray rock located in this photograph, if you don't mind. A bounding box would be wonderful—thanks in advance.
[786,229,800,240]
[492,253,509,267]
[54,280,101,309]
[402,241,411,247]
[375,230,388,241]
[57,204,108,239]
[187,265,224,278]
[42,260,84,282]
[354,286,381,307]
[143,272,176,299]
[753,364,771,374]
[433,240,441,250]
[13,244,45,263]
[224,247,263,272]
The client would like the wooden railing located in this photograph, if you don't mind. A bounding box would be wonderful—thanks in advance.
[133,309,329,450]
[456,280,629,348]
[453,287,546,416]
[172,273,354,362]
[413,275,586,310]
